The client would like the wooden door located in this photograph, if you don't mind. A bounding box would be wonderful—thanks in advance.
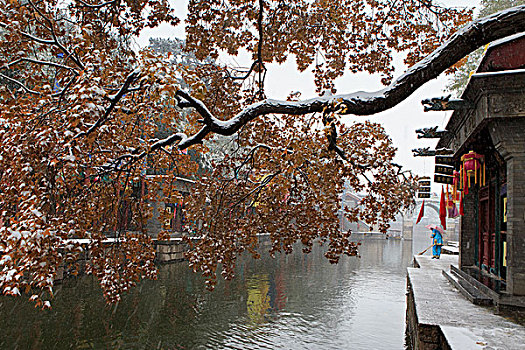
[478,185,495,270]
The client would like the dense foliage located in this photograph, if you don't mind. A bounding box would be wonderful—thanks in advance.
[0,0,523,306]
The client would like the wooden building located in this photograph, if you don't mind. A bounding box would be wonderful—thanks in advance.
[145,176,195,237]
[436,33,525,308]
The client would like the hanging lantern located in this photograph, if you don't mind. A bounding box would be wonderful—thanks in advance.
[460,151,485,193]
[453,170,461,201]
[446,185,459,218]
[459,191,464,216]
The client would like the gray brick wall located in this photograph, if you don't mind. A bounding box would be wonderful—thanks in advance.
[460,187,478,268]
[506,154,525,296]
[491,119,525,296]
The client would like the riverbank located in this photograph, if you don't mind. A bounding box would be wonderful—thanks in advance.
[50,237,192,282]
[52,234,275,282]
[406,255,525,349]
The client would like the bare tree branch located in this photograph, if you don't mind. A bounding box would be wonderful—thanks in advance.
[225,60,260,81]
[232,170,281,210]
[256,0,266,97]
[0,72,41,95]
[223,0,267,91]
[233,144,273,179]
[53,76,78,105]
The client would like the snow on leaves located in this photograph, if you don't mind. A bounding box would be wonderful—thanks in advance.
[184,114,417,288]
[0,0,190,307]
[1,0,523,307]
[186,0,472,93]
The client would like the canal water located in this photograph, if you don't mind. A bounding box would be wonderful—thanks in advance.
[1,230,434,349]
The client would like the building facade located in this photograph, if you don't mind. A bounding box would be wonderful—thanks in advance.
[436,33,525,307]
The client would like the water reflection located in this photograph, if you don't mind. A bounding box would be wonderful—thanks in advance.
[246,274,271,324]
[1,238,417,349]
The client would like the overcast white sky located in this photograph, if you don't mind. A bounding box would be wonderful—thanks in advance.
[136,0,481,193]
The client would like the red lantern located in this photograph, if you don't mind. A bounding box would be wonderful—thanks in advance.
[446,186,459,218]
[460,151,485,194]
[453,170,460,201]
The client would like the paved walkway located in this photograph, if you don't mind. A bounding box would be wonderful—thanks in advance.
[408,255,525,349]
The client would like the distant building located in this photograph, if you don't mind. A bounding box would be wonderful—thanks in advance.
[340,190,370,233]
[145,176,195,237]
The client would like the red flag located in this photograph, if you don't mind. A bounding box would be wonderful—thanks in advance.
[459,193,464,216]
[416,200,425,224]
[440,186,447,230]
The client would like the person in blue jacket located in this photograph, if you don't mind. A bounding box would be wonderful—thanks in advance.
[431,227,444,259]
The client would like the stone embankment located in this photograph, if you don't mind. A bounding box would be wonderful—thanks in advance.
[406,255,525,349]
[52,237,191,282]
[154,238,191,263]
[53,234,273,282]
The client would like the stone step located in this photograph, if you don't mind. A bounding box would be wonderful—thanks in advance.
[442,269,493,306]
[442,245,459,255]
[450,265,502,300]
[449,268,494,305]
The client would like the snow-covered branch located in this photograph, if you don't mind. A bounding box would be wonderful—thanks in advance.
[20,29,84,70]
[73,70,140,140]
[174,5,525,150]
[149,132,188,152]
[0,72,41,95]
[175,90,215,124]
[7,58,79,73]
[77,0,117,8]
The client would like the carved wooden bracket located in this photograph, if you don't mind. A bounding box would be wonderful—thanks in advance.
[412,147,436,157]
[415,126,448,139]
[421,94,474,112]
[412,147,454,157]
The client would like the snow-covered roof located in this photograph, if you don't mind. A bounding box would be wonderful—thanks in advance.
[476,31,525,74]
[487,31,525,50]
[471,68,525,79]
[437,39,525,151]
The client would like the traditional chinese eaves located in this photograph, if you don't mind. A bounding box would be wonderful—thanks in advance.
[479,32,525,72]
[437,33,525,156]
